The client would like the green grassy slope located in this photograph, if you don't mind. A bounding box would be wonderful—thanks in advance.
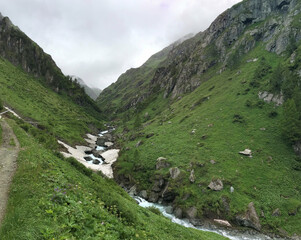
[0,119,227,240]
[114,45,301,236]
[0,57,102,144]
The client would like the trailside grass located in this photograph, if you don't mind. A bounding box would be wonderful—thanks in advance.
[0,119,227,240]
[114,45,301,236]
[0,57,103,145]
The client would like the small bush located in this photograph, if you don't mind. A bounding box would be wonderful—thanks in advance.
[268,111,278,118]
[147,206,163,216]
[233,114,245,123]
[245,100,253,107]
[66,157,93,177]
[0,98,3,111]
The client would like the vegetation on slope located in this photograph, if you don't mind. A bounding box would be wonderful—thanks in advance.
[0,119,226,240]
[0,57,103,144]
[113,44,301,236]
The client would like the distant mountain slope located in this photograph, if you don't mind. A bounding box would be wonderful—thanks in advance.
[71,76,102,100]
[96,33,194,115]
[0,12,100,113]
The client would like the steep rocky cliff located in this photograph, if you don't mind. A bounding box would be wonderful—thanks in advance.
[97,0,301,116]
[0,13,101,113]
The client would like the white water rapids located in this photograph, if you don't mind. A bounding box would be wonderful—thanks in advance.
[134,197,285,240]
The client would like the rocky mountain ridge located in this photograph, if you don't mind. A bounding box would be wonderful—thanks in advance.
[0,12,100,113]
[98,0,301,114]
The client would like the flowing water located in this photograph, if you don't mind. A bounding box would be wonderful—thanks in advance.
[134,197,285,240]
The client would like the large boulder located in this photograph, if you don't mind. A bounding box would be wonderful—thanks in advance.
[139,190,148,199]
[156,157,170,170]
[208,179,223,191]
[235,202,261,231]
[185,206,198,219]
[169,167,181,179]
[152,178,165,192]
[148,192,159,203]
[96,137,106,146]
[174,207,183,218]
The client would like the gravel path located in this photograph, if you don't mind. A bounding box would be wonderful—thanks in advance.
[0,119,19,226]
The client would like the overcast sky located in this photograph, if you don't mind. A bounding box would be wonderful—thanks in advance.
[0,0,241,89]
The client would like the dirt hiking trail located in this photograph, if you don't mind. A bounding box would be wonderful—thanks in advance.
[0,119,20,226]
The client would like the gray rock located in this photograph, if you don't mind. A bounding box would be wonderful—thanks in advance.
[139,190,148,199]
[84,156,93,161]
[235,202,261,231]
[239,149,252,157]
[128,185,137,196]
[136,140,143,147]
[230,186,234,193]
[189,169,195,183]
[208,179,223,191]
[169,167,181,179]
[165,206,173,214]
[92,159,100,165]
[210,159,216,164]
[185,206,198,219]
[96,137,106,146]
[174,207,183,218]
[152,178,165,192]
[156,157,170,170]
[272,208,281,217]
[148,192,159,203]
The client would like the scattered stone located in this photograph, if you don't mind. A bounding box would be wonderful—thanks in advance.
[208,123,214,127]
[230,186,234,193]
[210,160,216,164]
[189,169,195,183]
[185,206,198,219]
[152,178,165,192]
[258,91,284,106]
[135,140,143,147]
[272,208,281,217]
[235,202,261,231]
[260,128,266,131]
[104,142,114,147]
[169,167,181,179]
[165,206,173,214]
[96,137,106,146]
[148,192,159,203]
[146,133,154,138]
[128,185,137,196]
[174,207,183,218]
[191,129,196,134]
[214,219,232,227]
[168,121,172,124]
[84,156,93,161]
[156,157,170,170]
[92,159,101,165]
[139,190,148,199]
[239,149,252,156]
[208,179,223,191]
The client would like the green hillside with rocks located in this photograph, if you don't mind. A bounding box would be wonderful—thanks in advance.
[97,0,301,238]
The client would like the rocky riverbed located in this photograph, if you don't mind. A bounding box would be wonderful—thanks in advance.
[58,128,119,178]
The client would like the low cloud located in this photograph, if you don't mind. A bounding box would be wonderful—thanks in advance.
[0,0,241,89]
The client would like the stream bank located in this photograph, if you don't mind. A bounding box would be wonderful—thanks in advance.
[58,127,291,240]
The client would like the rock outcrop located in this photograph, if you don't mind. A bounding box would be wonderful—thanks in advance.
[236,202,261,231]
[208,179,224,191]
